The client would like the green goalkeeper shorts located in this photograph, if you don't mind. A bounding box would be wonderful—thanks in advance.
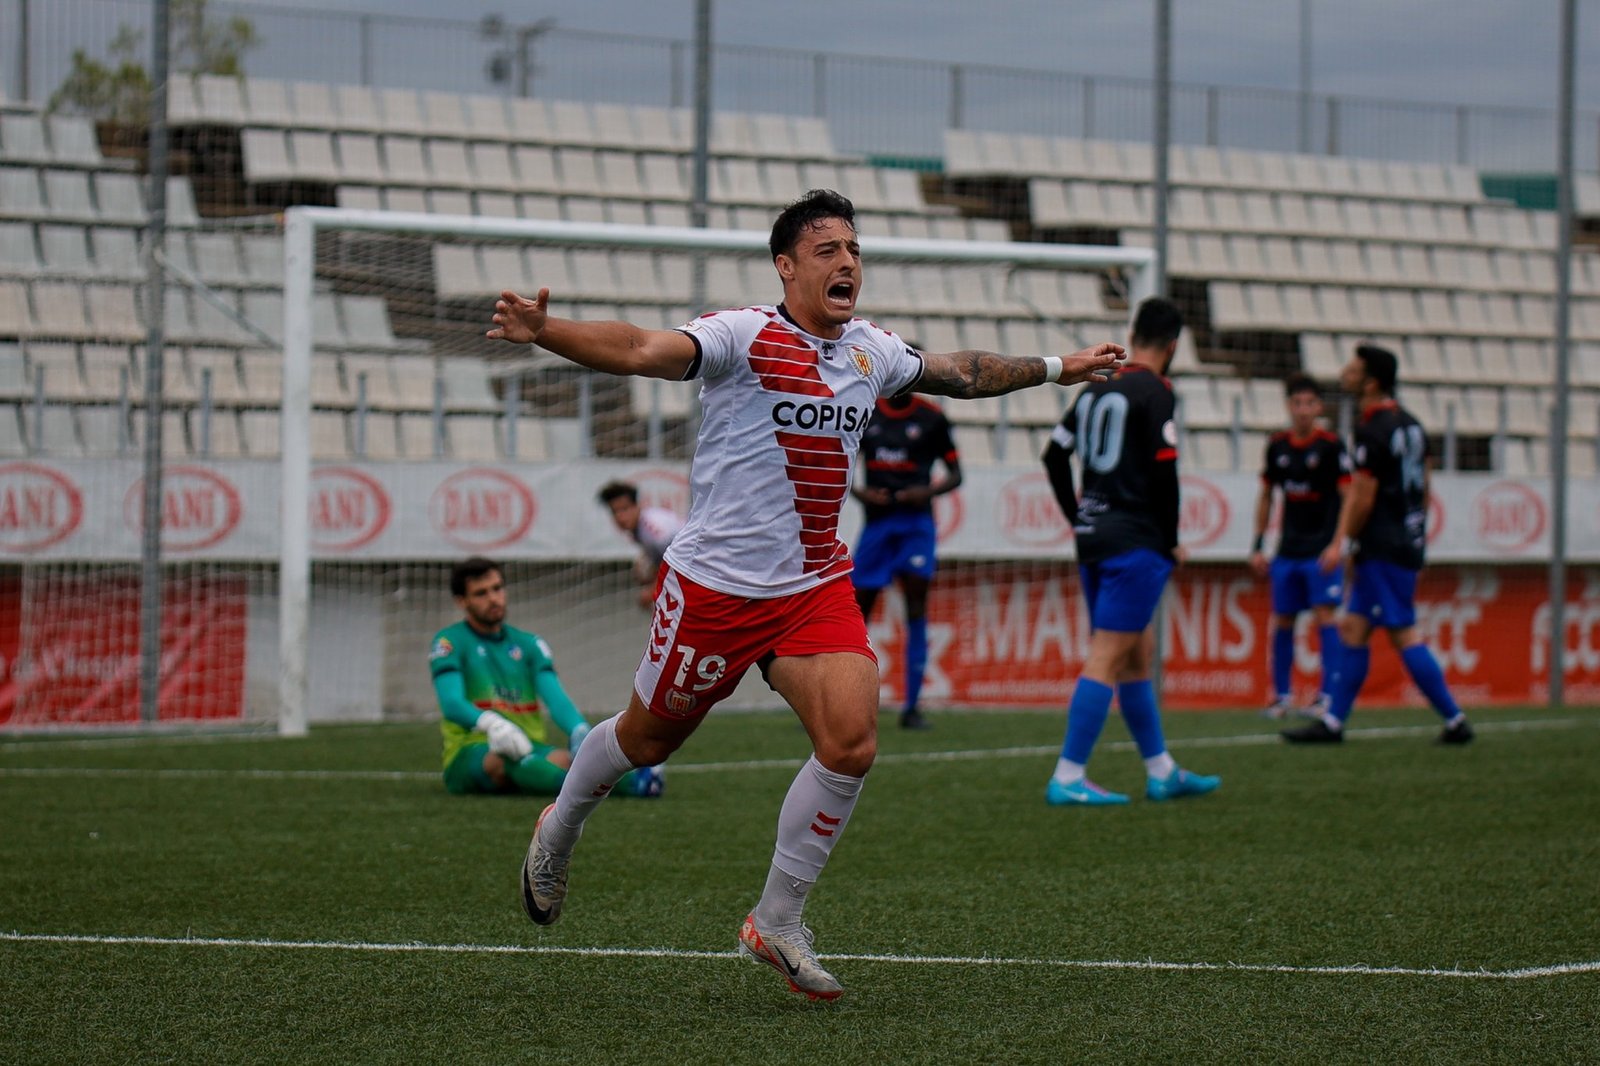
[443,742,561,795]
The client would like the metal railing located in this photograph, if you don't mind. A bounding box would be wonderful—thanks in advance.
[5,0,1597,172]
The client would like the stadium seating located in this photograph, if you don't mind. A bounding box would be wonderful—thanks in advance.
[5,76,1599,472]
[945,127,1600,473]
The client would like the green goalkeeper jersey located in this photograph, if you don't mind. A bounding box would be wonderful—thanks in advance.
[429,620,566,769]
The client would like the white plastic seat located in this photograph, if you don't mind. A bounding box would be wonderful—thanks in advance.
[337,134,387,184]
[242,129,293,183]
[383,138,429,186]
[427,140,474,188]
[288,131,340,182]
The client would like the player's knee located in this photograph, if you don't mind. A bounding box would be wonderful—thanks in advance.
[483,752,509,787]
[815,725,876,777]
[1337,614,1369,645]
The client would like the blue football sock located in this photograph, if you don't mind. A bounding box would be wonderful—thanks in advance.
[1317,625,1341,695]
[1327,644,1369,724]
[1060,678,1115,766]
[1116,679,1167,760]
[1400,644,1463,722]
[1271,626,1295,699]
[903,614,928,712]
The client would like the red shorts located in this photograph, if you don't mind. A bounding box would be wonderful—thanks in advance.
[633,566,876,721]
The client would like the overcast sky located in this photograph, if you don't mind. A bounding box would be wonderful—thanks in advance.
[241,0,1598,111]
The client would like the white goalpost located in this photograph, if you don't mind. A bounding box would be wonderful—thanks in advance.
[276,206,1158,736]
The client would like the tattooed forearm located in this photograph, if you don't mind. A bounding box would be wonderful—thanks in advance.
[915,350,1047,399]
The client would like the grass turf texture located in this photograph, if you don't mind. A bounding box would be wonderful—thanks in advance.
[2,706,1596,1064]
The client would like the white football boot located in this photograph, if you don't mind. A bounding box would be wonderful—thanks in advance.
[737,912,845,1001]
[520,803,578,926]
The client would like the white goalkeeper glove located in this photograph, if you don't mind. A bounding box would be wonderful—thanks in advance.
[477,710,533,762]
[567,722,591,757]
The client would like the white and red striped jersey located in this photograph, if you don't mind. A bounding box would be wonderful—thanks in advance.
[634,506,683,570]
[664,304,924,599]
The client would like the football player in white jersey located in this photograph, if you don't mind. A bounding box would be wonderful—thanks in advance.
[489,189,1124,1001]
[597,480,685,607]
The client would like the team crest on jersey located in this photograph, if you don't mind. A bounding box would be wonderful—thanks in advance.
[1277,454,1290,467]
[429,637,453,661]
[1307,453,1320,468]
[848,345,873,377]
[509,645,523,661]
[906,424,922,440]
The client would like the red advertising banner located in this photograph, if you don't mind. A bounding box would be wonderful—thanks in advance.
[866,563,1600,710]
[0,572,248,726]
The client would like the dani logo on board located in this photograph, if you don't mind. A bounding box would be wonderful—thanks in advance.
[998,473,1071,549]
[123,466,243,551]
[310,467,392,552]
[1178,475,1231,548]
[1473,480,1546,552]
[0,463,84,552]
[429,468,537,551]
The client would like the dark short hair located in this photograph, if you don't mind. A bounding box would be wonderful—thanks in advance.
[1355,344,1399,395]
[1284,371,1321,399]
[769,189,856,260]
[450,556,502,597]
[596,480,638,507]
[1131,297,1184,349]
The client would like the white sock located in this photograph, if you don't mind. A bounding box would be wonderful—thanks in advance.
[1052,758,1086,786]
[752,755,864,928]
[545,713,635,852]
[1144,752,1177,780]
[751,864,810,931]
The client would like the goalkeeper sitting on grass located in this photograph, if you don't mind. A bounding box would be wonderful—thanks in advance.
[430,556,663,798]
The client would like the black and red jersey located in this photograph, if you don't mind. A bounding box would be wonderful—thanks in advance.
[1043,364,1180,564]
[1261,428,1351,559]
[858,397,958,521]
[1352,400,1430,570]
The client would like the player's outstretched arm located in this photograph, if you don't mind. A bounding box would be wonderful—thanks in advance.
[534,665,590,752]
[487,288,697,380]
[914,343,1124,399]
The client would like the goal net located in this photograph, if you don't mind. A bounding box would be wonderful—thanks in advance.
[269,208,1156,733]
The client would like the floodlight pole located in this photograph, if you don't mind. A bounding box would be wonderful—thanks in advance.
[1299,0,1313,154]
[1151,0,1172,696]
[138,0,171,724]
[1548,0,1577,707]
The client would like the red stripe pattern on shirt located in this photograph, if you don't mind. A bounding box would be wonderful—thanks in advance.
[775,430,852,577]
[748,322,834,397]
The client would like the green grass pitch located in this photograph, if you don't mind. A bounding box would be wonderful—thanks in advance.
[2,706,1597,1064]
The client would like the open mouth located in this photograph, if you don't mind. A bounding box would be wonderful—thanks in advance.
[826,280,856,307]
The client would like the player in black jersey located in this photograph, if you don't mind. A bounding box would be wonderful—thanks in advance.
[1041,297,1221,805]
[1250,373,1352,720]
[1283,345,1473,745]
[851,394,962,730]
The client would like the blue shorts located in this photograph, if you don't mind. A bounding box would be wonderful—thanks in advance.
[853,512,938,589]
[1346,559,1419,629]
[1079,547,1174,634]
[1270,555,1344,616]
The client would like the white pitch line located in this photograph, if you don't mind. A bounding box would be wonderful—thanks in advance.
[0,718,1587,782]
[1,931,1594,981]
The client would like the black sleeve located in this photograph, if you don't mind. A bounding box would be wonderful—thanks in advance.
[1042,404,1079,526]
[1152,455,1180,555]
[1352,421,1384,479]
[1149,385,1180,554]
